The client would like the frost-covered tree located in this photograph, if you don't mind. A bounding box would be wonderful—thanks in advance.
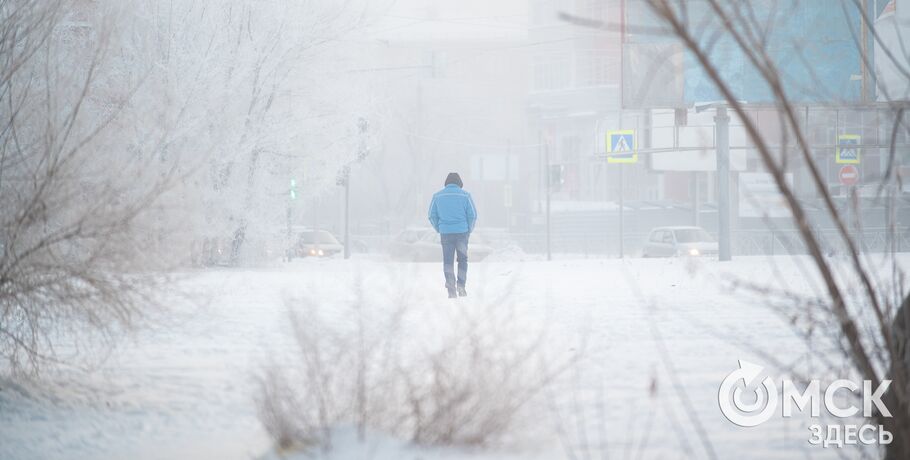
[122,0,384,265]
[0,0,383,375]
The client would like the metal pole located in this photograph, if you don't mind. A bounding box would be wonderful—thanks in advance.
[286,205,292,261]
[692,171,700,226]
[716,106,732,261]
[546,140,551,261]
[861,0,869,102]
[344,170,351,259]
[618,164,624,258]
[506,139,512,231]
[538,130,543,213]
[287,179,294,261]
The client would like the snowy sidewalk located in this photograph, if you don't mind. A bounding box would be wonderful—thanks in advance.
[1,255,894,459]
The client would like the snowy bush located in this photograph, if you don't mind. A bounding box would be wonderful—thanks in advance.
[255,275,570,452]
[255,366,317,452]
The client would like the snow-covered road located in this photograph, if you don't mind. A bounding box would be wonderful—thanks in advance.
[2,255,898,459]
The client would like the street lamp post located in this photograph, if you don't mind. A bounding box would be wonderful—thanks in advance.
[696,101,736,262]
[342,166,351,259]
[287,178,297,261]
[715,106,732,262]
[545,139,551,262]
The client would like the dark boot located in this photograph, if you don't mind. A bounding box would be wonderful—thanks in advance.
[457,285,467,297]
[448,288,457,299]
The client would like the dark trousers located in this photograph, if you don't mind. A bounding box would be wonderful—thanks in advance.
[441,232,469,290]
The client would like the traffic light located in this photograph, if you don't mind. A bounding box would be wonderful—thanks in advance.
[290,178,297,200]
[336,165,350,187]
[549,164,565,188]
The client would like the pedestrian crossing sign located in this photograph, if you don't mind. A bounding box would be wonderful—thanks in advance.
[607,130,637,163]
[836,134,860,164]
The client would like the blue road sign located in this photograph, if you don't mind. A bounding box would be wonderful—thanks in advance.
[607,130,637,164]
[836,134,860,164]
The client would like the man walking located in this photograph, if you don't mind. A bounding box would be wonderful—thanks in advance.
[428,172,477,298]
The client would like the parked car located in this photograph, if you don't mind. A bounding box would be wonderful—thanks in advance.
[195,227,285,267]
[196,236,233,267]
[642,226,719,258]
[291,230,344,259]
[388,228,493,262]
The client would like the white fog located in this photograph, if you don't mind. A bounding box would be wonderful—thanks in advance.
[2,1,910,459]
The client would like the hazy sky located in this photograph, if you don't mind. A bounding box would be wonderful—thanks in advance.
[367,0,529,42]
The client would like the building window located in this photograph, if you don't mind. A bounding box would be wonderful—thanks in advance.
[575,49,614,87]
[533,53,571,91]
[560,136,582,162]
[430,51,446,78]
[530,0,547,25]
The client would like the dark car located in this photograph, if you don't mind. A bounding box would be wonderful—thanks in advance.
[388,228,493,262]
[291,230,344,259]
[642,226,719,258]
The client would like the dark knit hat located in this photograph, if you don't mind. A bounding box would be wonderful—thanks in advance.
[445,172,463,188]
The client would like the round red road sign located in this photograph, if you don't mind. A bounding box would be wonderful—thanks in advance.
[839,165,859,186]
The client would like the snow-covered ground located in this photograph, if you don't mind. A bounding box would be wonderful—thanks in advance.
[2,254,902,460]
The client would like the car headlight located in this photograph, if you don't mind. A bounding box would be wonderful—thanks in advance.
[309,248,316,255]
[318,249,324,256]
[688,248,700,256]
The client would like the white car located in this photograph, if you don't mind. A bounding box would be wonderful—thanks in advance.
[291,230,344,259]
[642,226,719,258]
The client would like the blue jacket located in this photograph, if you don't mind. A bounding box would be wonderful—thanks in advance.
[428,184,477,234]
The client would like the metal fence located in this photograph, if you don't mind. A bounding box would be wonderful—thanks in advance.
[350,227,910,259]
[507,228,910,258]
[508,232,649,257]
[732,228,910,256]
